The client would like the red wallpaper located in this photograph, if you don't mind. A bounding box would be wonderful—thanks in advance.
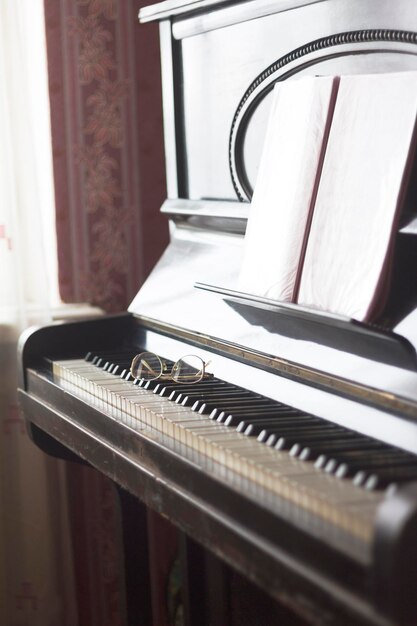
[44,0,168,313]
[43,2,170,624]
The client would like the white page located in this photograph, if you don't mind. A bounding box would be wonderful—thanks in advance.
[298,72,417,322]
[238,76,338,301]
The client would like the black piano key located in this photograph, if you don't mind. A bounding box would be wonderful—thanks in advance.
[109,355,138,368]
[222,407,296,426]
[153,381,182,395]
[352,459,417,484]
[154,379,224,399]
[204,402,276,418]
[352,467,417,491]
[153,376,176,396]
[313,440,388,469]
[255,416,326,442]
[87,350,138,367]
[265,434,279,447]
[363,466,417,490]
[275,428,353,451]
[234,405,301,417]
[113,363,137,376]
[181,389,258,408]
[215,404,291,423]
[323,450,415,477]
[94,356,105,366]
[156,380,226,398]
[352,454,417,481]
[289,431,361,457]
[258,416,322,443]
[299,438,384,463]
[229,408,306,430]
[194,397,272,415]
[190,393,256,412]
[294,441,353,459]
[242,416,320,437]
[101,359,116,372]
[190,391,267,411]
[205,400,279,420]
[324,458,342,474]
[89,358,135,376]
[328,448,415,468]
[221,406,301,426]
[352,470,373,488]
[85,349,127,363]
[172,382,233,403]
[178,390,235,406]
[245,420,325,438]
[276,429,358,452]
[257,422,326,446]
[130,378,160,390]
[253,418,327,437]
[351,464,417,489]
[85,349,116,362]
[286,427,353,458]
[209,398,276,418]
[108,359,136,374]
[171,382,240,395]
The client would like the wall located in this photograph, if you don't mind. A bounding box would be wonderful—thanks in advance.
[44,1,169,623]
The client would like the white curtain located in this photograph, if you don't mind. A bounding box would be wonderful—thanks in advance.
[0,2,77,624]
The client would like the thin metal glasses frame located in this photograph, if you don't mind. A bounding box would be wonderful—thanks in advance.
[130,351,212,384]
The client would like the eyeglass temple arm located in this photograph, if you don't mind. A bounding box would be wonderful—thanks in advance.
[140,358,160,377]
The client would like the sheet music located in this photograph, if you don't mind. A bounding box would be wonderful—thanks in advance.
[297,72,417,321]
[238,76,338,301]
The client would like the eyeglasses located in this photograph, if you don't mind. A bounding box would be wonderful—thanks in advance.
[130,351,212,384]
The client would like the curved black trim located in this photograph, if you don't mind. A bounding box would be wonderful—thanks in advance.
[229,29,417,201]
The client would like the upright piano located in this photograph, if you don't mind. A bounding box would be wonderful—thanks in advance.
[18,0,417,624]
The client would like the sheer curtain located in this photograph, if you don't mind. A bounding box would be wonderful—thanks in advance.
[0,1,77,624]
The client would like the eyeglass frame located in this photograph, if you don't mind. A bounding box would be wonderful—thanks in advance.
[130,351,212,384]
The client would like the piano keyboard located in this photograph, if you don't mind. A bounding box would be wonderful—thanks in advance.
[51,350,417,561]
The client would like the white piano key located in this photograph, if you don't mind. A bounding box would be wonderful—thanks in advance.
[53,358,383,551]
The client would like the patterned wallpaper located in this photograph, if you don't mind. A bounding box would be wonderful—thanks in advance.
[43,2,170,624]
[44,0,167,312]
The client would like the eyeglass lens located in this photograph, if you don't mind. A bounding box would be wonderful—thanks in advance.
[131,352,163,381]
[171,355,205,383]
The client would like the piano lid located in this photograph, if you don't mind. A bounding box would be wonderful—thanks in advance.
[131,0,417,406]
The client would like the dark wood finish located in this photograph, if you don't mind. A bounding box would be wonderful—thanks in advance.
[180,535,208,626]
[117,488,152,626]
[180,534,231,626]
[18,372,381,626]
[18,2,417,625]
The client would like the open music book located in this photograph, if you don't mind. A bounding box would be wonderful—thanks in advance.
[238,76,339,303]
[239,72,417,322]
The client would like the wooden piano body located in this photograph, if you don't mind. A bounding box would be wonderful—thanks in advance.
[18,0,417,624]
